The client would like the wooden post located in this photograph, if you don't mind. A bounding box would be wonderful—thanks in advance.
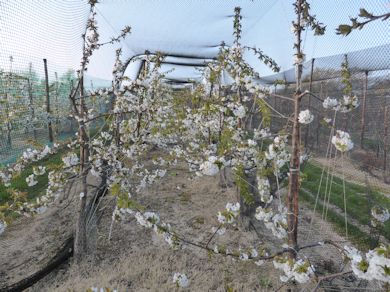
[5,56,13,147]
[43,59,54,143]
[54,72,59,138]
[360,70,368,149]
[304,58,315,148]
[28,63,37,140]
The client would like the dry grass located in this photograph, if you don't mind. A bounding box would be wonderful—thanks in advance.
[0,157,384,291]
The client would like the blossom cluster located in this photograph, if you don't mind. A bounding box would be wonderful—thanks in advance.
[273,256,315,283]
[298,109,314,125]
[232,104,246,119]
[264,135,290,173]
[255,205,287,239]
[345,245,390,283]
[26,174,38,187]
[0,144,60,187]
[33,166,46,176]
[25,166,47,187]
[322,95,359,112]
[257,176,272,204]
[331,130,353,152]
[339,95,359,112]
[322,97,338,110]
[253,128,271,140]
[132,210,178,248]
[22,170,66,215]
[217,202,240,225]
[62,153,79,168]
[199,156,220,176]
[43,171,66,203]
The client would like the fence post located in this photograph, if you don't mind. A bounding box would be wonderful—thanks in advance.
[28,63,37,140]
[5,56,14,148]
[54,72,59,138]
[43,59,54,143]
[360,70,368,149]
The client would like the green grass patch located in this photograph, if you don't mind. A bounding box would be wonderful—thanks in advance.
[0,150,65,206]
[300,189,376,250]
[303,163,390,234]
[0,125,104,218]
[301,162,390,244]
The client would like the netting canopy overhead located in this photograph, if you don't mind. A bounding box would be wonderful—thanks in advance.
[0,0,89,77]
[1,0,388,84]
[90,0,279,82]
[89,0,390,84]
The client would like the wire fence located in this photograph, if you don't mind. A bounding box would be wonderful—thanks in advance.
[0,56,109,166]
[261,43,390,189]
[0,0,90,165]
[259,37,390,255]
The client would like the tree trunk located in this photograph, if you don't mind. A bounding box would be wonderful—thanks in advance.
[287,0,303,259]
[287,95,301,257]
[74,74,89,261]
[74,175,88,261]
[238,171,258,230]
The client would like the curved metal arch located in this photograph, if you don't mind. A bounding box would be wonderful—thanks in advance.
[119,50,218,81]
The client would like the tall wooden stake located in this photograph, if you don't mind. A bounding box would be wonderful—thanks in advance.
[54,72,59,138]
[5,56,13,147]
[43,59,54,143]
[28,63,37,141]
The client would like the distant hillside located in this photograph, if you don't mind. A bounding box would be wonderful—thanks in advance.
[84,75,111,90]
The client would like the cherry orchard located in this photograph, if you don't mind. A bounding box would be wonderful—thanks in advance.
[0,0,389,290]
